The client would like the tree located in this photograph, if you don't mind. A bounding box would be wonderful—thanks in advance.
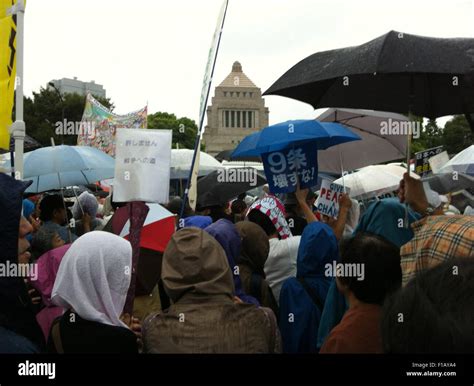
[22,87,113,146]
[147,111,200,149]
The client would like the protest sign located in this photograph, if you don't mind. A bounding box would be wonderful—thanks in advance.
[414,145,444,177]
[315,179,350,218]
[428,150,450,174]
[262,143,318,193]
[114,128,172,203]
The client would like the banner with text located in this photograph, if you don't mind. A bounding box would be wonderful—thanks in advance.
[262,143,318,193]
[78,93,147,157]
[114,128,172,203]
[315,179,350,218]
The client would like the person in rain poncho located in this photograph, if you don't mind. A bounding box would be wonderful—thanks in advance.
[279,222,339,353]
[235,221,279,317]
[71,191,105,236]
[142,227,281,353]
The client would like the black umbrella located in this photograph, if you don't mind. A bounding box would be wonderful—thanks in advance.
[197,167,266,207]
[264,30,474,120]
[0,135,42,155]
[215,149,262,163]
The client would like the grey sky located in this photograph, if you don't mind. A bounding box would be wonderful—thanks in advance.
[24,0,473,127]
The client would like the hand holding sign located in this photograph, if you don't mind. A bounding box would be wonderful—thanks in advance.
[315,179,350,219]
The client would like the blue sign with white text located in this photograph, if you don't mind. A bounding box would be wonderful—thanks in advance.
[262,143,318,193]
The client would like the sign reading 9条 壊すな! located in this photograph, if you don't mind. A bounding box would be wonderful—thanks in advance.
[262,143,318,193]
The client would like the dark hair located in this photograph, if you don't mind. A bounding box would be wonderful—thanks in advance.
[381,258,474,353]
[339,232,401,305]
[231,199,247,215]
[247,209,277,237]
[39,194,65,222]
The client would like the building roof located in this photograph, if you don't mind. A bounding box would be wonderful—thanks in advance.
[217,61,258,88]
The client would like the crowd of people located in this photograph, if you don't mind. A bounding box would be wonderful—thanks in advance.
[0,171,473,354]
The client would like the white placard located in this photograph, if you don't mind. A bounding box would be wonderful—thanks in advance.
[429,150,450,174]
[114,128,172,203]
[315,179,350,218]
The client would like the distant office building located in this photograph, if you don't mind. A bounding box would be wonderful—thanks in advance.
[47,77,106,98]
[203,61,269,156]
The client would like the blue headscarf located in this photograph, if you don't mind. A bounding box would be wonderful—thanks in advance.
[355,198,420,248]
[317,198,421,349]
[279,222,339,353]
[182,215,212,230]
[204,219,259,306]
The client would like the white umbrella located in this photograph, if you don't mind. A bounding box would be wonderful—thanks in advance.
[170,149,223,179]
[334,164,419,200]
[438,145,474,176]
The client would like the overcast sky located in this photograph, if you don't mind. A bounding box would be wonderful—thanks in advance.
[24,0,474,127]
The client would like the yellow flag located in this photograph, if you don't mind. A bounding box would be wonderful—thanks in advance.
[0,0,17,150]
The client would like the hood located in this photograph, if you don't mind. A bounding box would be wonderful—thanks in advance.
[355,198,420,248]
[297,222,339,278]
[162,227,234,303]
[235,221,269,276]
[247,195,292,239]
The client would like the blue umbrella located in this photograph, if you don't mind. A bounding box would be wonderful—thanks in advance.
[231,120,360,157]
[22,145,115,193]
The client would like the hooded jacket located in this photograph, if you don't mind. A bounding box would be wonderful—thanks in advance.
[142,228,280,353]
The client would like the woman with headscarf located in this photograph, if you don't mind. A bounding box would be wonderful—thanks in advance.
[205,219,259,305]
[71,191,105,236]
[235,221,279,317]
[48,231,139,353]
[317,197,420,350]
[142,228,281,353]
[28,244,70,342]
[279,222,339,353]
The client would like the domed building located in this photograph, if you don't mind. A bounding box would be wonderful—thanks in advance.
[203,61,269,156]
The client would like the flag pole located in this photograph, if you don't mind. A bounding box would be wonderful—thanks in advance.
[10,0,25,180]
[179,0,229,220]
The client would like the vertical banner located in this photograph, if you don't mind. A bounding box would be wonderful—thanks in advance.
[0,0,17,150]
[184,0,229,212]
[78,93,147,157]
[114,128,172,203]
[262,142,318,193]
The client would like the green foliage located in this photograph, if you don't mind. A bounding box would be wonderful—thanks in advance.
[412,115,473,156]
[147,111,199,149]
[23,87,113,147]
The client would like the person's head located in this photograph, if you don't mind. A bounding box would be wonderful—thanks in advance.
[161,227,234,303]
[39,194,67,225]
[51,231,132,328]
[231,199,247,216]
[297,222,339,278]
[400,215,474,286]
[72,191,98,220]
[355,198,420,248]
[235,221,270,276]
[306,190,316,209]
[247,196,292,240]
[382,258,474,353]
[32,227,65,258]
[247,209,278,238]
[336,232,402,305]
[205,219,241,268]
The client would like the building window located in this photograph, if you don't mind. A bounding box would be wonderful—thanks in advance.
[237,111,241,127]
[223,91,227,97]
[225,110,229,128]
[231,111,235,128]
[248,111,253,128]
[249,92,253,98]
[242,111,247,128]
[236,92,240,97]
[230,92,234,97]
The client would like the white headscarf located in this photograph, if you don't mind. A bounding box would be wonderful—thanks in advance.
[51,231,132,328]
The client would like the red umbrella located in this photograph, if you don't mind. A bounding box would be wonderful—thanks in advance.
[113,203,176,252]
